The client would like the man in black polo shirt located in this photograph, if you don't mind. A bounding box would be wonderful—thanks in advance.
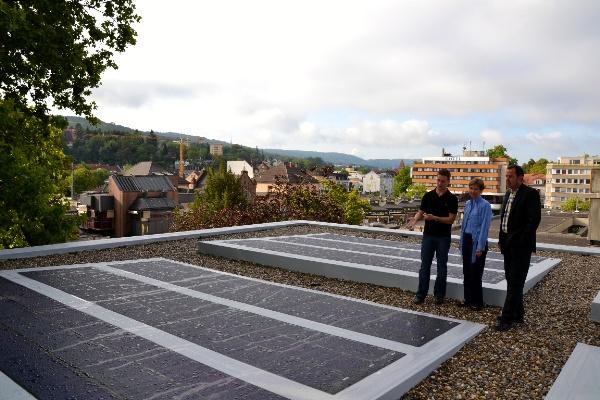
[407,169,458,304]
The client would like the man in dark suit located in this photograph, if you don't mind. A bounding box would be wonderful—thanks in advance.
[496,164,541,331]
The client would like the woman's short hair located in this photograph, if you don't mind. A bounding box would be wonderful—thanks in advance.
[469,178,485,190]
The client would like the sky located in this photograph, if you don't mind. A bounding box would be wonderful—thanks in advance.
[76,0,600,162]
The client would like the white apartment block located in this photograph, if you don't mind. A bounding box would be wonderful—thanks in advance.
[362,171,393,195]
[545,155,600,209]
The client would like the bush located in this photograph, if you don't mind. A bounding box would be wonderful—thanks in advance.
[172,180,370,231]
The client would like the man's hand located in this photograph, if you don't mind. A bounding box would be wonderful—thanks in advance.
[423,213,437,222]
[475,250,483,257]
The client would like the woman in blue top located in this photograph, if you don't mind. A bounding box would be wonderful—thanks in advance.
[459,178,493,310]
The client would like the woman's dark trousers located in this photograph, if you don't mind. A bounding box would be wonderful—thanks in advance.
[461,233,487,307]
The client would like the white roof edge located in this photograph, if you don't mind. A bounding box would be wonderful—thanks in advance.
[1,221,599,260]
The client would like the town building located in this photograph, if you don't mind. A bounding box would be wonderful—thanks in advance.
[227,160,254,179]
[254,163,320,195]
[107,175,178,237]
[524,173,547,205]
[544,155,600,209]
[239,170,257,201]
[362,171,394,195]
[209,143,224,156]
[411,149,509,210]
[123,161,178,188]
[80,175,179,238]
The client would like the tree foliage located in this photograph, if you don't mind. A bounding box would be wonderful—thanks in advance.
[1,0,140,120]
[393,166,412,197]
[321,181,371,225]
[66,164,109,196]
[198,162,248,213]
[172,180,371,231]
[0,100,79,248]
[0,1,139,248]
[406,184,427,200]
[560,197,590,212]
[522,158,549,174]
[486,144,518,165]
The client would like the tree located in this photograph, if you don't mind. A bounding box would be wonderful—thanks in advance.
[0,100,80,248]
[486,144,518,165]
[393,166,411,197]
[66,165,109,196]
[198,162,247,213]
[321,181,371,225]
[0,1,139,248]
[523,158,549,174]
[560,197,590,212]
[1,1,140,120]
[407,184,427,200]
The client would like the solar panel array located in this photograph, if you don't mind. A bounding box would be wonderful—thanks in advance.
[197,233,561,306]
[0,258,483,400]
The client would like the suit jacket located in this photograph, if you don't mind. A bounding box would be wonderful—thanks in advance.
[499,184,541,254]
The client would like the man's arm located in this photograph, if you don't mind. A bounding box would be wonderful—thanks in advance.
[523,188,541,235]
[423,213,456,224]
[406,210,425,230]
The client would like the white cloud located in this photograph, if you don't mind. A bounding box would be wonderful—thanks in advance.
[77,0,600,161]
[480,130,504,146]
[525,131,571,151]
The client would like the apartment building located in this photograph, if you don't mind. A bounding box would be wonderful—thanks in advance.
[209,143,224,156]
[362,171,394,195]
[544,155,600,209]
[411,150,509,210]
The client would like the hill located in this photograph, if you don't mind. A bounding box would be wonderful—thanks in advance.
[62,116,409,168]
[263,149,409,169]
[62,116,228,145]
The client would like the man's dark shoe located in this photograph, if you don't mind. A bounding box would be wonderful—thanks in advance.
[413,296,424,304]
[435,297,444,305]
[495,321,513,331]
[470,305,483,311]
[457,302,470,308]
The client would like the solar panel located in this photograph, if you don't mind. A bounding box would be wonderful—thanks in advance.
[0,258,484,400]
[197,233,561,306]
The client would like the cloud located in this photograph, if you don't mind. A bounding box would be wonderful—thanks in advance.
[80,1,600,161]
[525,131,571,151]
[480,130,503,145]
[93,80,210,108]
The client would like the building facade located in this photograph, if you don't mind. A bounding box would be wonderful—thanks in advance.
[362,171,393,195]
[227,160,254,179]
[544,155,600,209]
[254,163,320,195]
[209,143,224,156]
[411,150,508,210]
[524,173,546,205]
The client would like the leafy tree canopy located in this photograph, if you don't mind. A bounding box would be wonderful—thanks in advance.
[406,184,427,200]
[393,166,411,197]
[0,100,79,248]
[66,164,109,196]
[1,0,140,120]
[523,158,549,174]
[560,197,590,212]
[486,144,518,165]
[197,162,247,213]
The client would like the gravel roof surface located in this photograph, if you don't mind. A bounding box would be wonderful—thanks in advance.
[2,225,600,399]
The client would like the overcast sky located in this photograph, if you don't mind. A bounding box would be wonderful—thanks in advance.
[80,0,600,162]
